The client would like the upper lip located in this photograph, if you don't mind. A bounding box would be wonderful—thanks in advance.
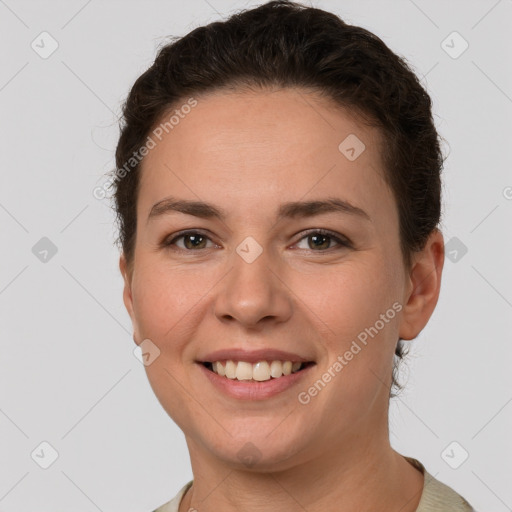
[197,348,315,364]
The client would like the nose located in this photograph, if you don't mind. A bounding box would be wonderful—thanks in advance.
[213,245,293,329]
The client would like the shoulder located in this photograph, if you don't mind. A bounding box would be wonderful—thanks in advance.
[406,457,476,512]
[153,480,193,512]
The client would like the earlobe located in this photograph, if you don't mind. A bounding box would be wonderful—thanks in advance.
[398,229,445,341]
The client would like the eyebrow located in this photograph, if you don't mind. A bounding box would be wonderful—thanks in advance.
[147,196,371,223]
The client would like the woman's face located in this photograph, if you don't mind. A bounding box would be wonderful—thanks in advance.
[120,87,443,470]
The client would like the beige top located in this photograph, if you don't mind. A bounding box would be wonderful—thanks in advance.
[153,457,476,512]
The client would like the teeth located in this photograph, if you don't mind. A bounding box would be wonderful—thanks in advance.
[209,360,305,381]
[253,361,270,381]
[225,360,237,379]
[270,360,283,378]
[212,361,225,377]
[236,361,253,381]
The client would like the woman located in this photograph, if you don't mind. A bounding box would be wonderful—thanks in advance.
[112,1,476,510]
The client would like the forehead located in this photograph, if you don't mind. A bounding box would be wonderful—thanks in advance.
[138,87,394,226]
[146,87,383,164]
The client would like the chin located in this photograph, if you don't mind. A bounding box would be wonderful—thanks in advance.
[196,427,312,472]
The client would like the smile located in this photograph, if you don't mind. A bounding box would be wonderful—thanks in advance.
[203,360,314,382]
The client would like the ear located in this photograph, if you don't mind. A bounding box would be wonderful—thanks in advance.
[119,253,140,344]
[399,228,445,341]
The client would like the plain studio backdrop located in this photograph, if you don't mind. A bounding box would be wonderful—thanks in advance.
[1,0,511,511]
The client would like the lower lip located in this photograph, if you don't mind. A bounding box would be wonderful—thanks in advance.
[197,363,315,400]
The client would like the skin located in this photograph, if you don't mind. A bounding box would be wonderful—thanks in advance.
[120,87,444,512]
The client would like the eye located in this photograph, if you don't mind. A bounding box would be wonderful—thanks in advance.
[161,229,351,253]
[163,230,217,251]
[294,229,351,251]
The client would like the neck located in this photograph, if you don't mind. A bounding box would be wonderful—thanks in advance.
[179,436,424,512]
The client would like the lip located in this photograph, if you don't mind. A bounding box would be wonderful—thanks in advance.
[197,348,315,364]
[197,361,315,400]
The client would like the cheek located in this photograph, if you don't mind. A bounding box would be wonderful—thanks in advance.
[290,260,398,377]
[295,258,395,329]
[130,266,203,425]
[131,264,196,338]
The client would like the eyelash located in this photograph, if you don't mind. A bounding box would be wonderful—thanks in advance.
[161,229,351,253]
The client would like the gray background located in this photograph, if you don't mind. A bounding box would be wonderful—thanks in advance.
[1,0,511,510]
